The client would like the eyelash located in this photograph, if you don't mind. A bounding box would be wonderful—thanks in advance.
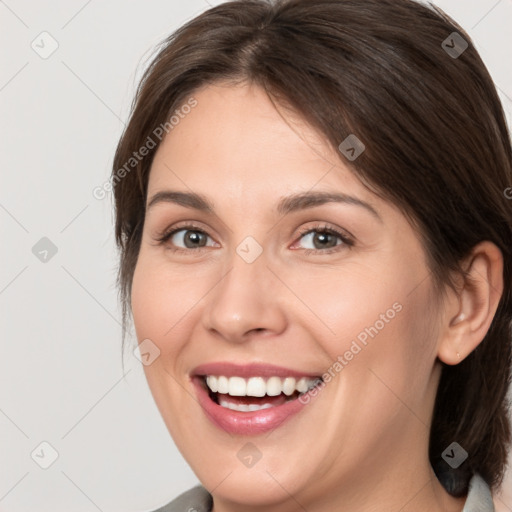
[295,223,354,255]
[154,222,354,255]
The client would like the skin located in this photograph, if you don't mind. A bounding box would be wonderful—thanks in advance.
[130,82,503,512]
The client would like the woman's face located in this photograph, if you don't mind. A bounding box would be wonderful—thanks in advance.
[131,82,445,507]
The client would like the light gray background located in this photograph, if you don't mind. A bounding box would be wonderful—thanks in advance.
[1,1,511,511]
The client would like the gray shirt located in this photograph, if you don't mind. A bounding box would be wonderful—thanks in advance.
[150,473,494,512]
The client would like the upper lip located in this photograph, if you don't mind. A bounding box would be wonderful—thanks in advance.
[192,362,322,379]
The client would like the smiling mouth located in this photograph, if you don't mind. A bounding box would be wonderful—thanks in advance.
[200,374,323,412]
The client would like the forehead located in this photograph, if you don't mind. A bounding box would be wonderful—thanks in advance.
[147,82,381,215]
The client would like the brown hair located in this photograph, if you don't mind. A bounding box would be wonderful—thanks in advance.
[112,0,512,496]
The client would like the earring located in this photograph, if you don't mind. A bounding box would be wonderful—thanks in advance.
[457,352,461,360]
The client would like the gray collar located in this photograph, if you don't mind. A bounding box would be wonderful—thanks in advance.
[462,473,495,511]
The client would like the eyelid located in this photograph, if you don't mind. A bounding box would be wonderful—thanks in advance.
[153,221,355,254]
[153,221,215,245]
[294,222,354,243]
[290,222,354,252]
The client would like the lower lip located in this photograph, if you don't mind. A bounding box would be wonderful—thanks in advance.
[192,377,312,435]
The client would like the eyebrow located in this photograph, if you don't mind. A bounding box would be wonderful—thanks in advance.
[146,190,382,221]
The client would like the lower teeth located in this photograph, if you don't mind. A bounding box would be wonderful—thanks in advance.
[218,398,275,412]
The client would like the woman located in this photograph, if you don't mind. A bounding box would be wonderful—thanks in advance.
[111,0,512,510]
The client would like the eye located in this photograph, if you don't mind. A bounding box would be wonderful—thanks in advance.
[154,221,354,255]
[155,223,217,253]
[292,223,354,254]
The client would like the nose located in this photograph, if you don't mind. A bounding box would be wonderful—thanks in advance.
[201,250,288,344]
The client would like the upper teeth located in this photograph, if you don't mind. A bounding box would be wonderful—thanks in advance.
[205,375,320,397]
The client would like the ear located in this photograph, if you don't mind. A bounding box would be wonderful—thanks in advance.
[437,241,504,365]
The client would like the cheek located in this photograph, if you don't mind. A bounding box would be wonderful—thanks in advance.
[283,257,438,397]
[130,256,203,431]
[130,253,215,358]
[337,279,439,422]
[274,260,408,351]
[130,260,162,343]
